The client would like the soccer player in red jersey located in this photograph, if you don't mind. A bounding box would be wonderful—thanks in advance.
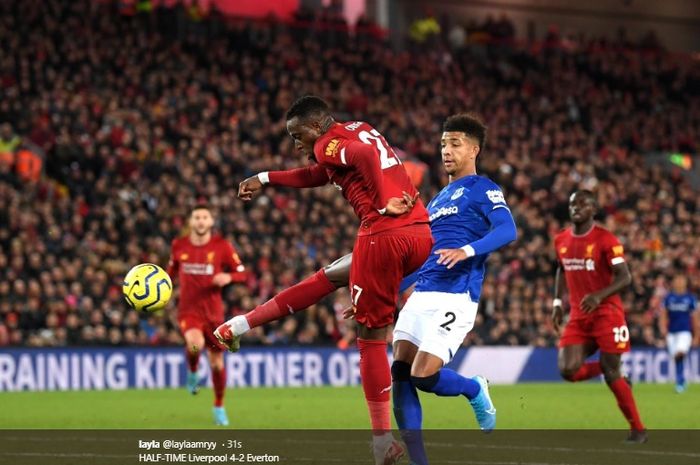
[167,204,247,426]
[552,190,647,443]
[216,95,432,464]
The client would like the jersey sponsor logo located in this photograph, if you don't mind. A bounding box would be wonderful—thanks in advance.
[429,205,459,222]
[486,189,505,204]
[451,187,465,200]
[561,257,596,271]
[325,139,340,157]
[612,245,624,256]
[182,263,214,275]
[207,251,215,263]
[344,121,362,131]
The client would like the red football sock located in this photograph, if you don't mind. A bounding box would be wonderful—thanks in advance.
[186,348,199,373]
[358,338,392,436]
[571,362,602,381]
[245,269,337,328]
[608,377,645,431]
[212,367,226,407]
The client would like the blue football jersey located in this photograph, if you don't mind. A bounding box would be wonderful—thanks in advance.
[414,175,511,299]
[664,292,697,333]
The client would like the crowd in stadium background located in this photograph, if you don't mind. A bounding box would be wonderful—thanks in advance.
[0,0,698,350]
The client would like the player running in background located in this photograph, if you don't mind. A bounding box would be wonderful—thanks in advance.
[167,204,247,426]
[217,95,432,464]
[552,190,646,443]
[659,275,698,393]
[388,114,516,465]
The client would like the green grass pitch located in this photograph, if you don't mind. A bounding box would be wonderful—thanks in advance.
[2,383,698,429]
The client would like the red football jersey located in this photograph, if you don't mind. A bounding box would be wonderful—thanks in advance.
[554,225,627,319]
[312,121,429,236]
[167,235,246,321]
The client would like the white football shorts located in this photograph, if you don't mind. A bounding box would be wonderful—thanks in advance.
[667,331,692,356]
[393,291,478,364]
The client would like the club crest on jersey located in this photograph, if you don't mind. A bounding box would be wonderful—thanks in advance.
[613,245,624,256]
[207,251,215,263]
[559,247,567,254]
[180,253,189,260]
[585,244,595,257]
[451,187,465,200]
[486,189,505,204]
[325,139,340,157]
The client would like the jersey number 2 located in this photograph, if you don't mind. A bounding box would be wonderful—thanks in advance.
[359,129,402,170]
[440,311,456,331]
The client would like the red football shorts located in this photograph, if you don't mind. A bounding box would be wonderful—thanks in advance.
[559,309,631,354]
[350,223,433,329]
[178,312,225,352]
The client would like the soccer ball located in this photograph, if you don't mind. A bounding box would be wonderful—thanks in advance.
[122,263,173,312]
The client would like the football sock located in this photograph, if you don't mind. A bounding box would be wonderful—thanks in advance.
[358,338,392,435]
[608,377,645,431]
[186,347,199,373]
[675,357,685,385]
[391,361,428,465]
[212,366,226,407]
[571,362,602,381]
[244,269,336,330]
[412,368,481,400]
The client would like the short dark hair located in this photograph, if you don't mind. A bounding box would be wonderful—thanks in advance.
[190,203,212,216]
[285,95,330,121]
[572,189,597,205]
[443,113,487,149]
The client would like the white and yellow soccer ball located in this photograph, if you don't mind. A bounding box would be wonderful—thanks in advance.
[122,263,173,312]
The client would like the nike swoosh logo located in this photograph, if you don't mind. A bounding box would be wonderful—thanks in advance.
[379,385,392,394]
[485,407,496,415]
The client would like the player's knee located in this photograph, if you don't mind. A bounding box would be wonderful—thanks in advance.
[559,365,579,382]
[411,372,440,393]
[391,361,411,382]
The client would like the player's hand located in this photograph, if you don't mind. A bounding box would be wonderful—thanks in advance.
[383,191,419,216]
[551,305,564,333]
[212,273,233,287]
[580,292,603,313]
[238,175,264,201]
[435,248,470,269]
[342,306,356,320]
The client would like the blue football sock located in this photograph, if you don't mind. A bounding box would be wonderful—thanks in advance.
[413,368,481,400]
[676,358,685,386]
[392,361,428,465]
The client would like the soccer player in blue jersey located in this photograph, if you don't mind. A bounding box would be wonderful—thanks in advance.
[390,113,517,465]
[660,275,698,393]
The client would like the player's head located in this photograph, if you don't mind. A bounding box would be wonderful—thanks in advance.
[568,190,597,225]
[189,204,214,237]
[672,275,688,293]
[286,95,333,160]
[441,113,487,177]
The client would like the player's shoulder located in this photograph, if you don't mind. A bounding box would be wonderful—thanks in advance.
[472,176,506,203]
[554,227,572,243]
[171,236,188,248]
[592,225,620,243]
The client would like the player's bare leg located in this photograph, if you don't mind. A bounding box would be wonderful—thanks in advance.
[599,352,647,443]
[208,350,229,426]
[215,255,351,351]
[558,343,601,382]
[183,329,205,394]
[357,325,404,465]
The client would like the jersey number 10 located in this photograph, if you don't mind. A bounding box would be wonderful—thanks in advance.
[359,129,402,170]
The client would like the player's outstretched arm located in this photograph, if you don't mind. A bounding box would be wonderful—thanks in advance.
[552,265,566,332]
[238,165,330,201]
[580,262,632,313]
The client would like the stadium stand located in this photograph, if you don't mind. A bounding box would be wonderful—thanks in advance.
[0,0,697,349]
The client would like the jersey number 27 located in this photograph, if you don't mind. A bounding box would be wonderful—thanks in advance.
[359,129,402,170]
